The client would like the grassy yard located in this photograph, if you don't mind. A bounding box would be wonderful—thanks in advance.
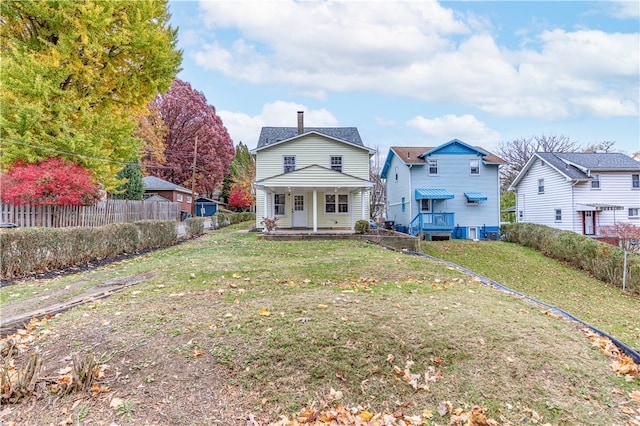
[1,224,639,426]
[418,240,640,352]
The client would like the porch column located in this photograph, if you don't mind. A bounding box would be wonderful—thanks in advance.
[313,189,317,232]
[350,193,354,230]
[263,189,268,219]
[361,190,366,220]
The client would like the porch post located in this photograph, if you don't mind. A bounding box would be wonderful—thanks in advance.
[263,189,268,219]
[313,189,317,232]
[361,190,366,220]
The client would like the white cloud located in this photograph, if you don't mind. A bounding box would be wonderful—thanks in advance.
[375,116,396,127]
[191,0,638,121]
[218,101,338,147]
[607,0,640,19]
[406,114,500,146]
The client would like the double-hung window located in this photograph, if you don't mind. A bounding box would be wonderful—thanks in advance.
[591,174,600,189]
[428,160,438,175]
[538,179,544,194]
[283,156,296,173]
[177,194,183,202]
[470,159,480,175]
[629,208,639,218]
[187,196,192,204]
[274,194,286,216]
[325,194,348,213]
[632,174,639,189]
[330,156,343,172]
[555,209,562,222]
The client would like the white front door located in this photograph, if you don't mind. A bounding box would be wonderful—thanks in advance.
[584,211,595,235]
[469,227,477,240]
[292,194,307,227]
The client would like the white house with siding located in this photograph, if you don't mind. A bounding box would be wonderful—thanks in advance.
[381,139,505,239]
[252,112,374,232]
[509,152,640,235]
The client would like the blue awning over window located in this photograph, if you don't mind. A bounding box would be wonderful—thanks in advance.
[464,192,487,201]
[415,189,455,200]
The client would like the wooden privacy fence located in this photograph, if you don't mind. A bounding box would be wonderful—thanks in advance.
[1,200,181,228]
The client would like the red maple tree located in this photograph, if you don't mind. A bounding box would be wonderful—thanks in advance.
[228,184,254,210]
[151,79,235,196]
[600,222,640,253]
[0,157,101,206]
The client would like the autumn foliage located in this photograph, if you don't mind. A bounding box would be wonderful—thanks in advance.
[0,157,100,206]
[152,79,235,196]
[600,222,640,253]
[228,183,254,209]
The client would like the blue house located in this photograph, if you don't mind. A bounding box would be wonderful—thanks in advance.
[381,139,505,240]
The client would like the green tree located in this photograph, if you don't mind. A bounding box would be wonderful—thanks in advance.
[0,0,181,190]
[111,162,144,200]
[228,142,255,207]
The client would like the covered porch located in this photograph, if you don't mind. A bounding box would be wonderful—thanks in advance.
[255,167,372,232]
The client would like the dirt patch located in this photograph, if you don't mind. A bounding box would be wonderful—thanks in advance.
[0,272,156,336]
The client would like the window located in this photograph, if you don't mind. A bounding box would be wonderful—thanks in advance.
[591,174,600,189]
[467,199,479,206]
[401,197,405,212]
[395,167,398,181]
[176,194,183,202]
[187,196,192,204]
[629,208,639,218]
[555,209,562,221]
[283,156,296,173]
[274,194,286,215]
[421,199,431,212]
[325,194,348,213]
[330,156,343,172]
[538,179,544,194]
[428,160,438,175]
[470,159,480,175]
[632,174,639,188]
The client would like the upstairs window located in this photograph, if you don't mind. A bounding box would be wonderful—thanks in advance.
[632,174,639,188]
[177,194,183,202]
[187,196,192,204]
[330,156,343,172]
[538,179,544,194]
[591,174,600,189]
[428,160,438,175]
[395,166,398,181]
[274,194,286,215]
[283,156,296,173]
[470,159,480,175]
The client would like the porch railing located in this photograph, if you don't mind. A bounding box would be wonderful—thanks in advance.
[409,212,455,236]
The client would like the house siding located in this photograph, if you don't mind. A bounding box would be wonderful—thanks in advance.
[256,135,370,181]
[384,154,413,226]
[514,159,574,230]
[573,172,640,227]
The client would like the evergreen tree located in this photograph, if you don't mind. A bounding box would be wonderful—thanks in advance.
[111,163,144,200]
[0,1,181,190]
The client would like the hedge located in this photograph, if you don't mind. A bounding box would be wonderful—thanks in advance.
[501,223,639,294]
[0,220,178,280]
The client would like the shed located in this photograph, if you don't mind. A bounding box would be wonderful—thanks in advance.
[195,197,219,216]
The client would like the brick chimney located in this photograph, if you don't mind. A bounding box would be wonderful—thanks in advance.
[297,111,304,135]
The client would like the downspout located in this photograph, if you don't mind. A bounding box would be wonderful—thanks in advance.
[407,164,413,226]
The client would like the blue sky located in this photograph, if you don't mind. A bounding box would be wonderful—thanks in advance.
[168,0,639,156]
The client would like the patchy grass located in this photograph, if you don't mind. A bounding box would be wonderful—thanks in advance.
[1,225,638,425]
[418,240,640,351]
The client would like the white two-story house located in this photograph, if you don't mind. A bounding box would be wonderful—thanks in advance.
[381,139,505,240]
[509,152,640,235]
[252,112,374,232]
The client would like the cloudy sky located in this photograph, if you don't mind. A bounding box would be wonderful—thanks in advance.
[168,0,639,155]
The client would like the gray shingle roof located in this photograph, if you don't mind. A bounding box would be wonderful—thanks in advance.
[142,176,191,193]
[536,152,640,180]
[257,127,363,149]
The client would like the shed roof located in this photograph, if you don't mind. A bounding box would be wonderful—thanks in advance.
[143,176,192,194]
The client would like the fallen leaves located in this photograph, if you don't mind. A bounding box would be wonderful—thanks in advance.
[583,329,640,382]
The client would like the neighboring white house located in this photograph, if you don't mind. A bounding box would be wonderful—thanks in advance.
[251,112,374,232]
[380,139,505,239]
[509,152,640,235]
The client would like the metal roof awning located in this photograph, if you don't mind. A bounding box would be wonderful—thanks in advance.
[464,192,487,201]
[415,189,455,200]
[575,203,624,211]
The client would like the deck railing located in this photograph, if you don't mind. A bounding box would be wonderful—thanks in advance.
[409,212,455,235]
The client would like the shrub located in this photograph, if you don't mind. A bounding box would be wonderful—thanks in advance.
[134,220,177,249]
[184,217,205,237]
[354,219,370,234]
[262,217,278,233]
[502,223,639,294]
